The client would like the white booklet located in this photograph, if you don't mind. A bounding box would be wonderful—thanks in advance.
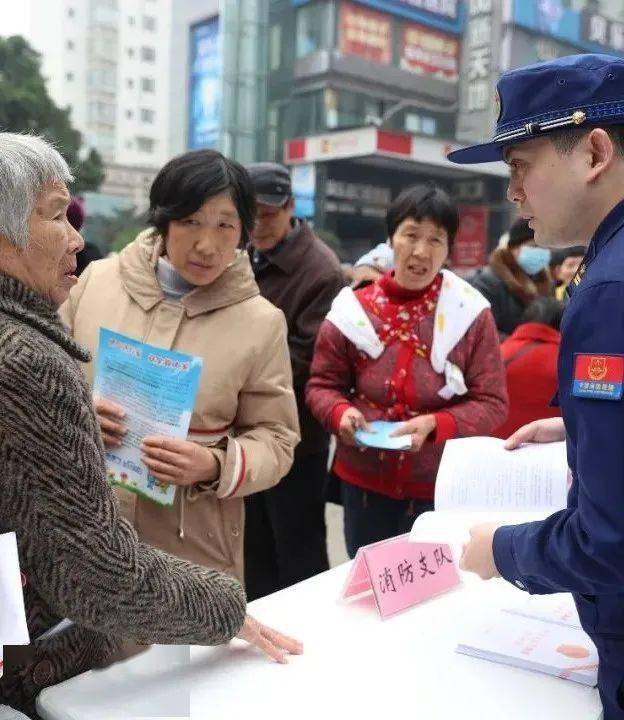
[457,611,597,686]
[409,437,569,551]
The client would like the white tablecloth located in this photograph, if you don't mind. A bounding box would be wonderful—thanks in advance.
[36,563,603,720]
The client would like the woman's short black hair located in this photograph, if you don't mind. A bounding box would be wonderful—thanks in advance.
[386,184,459,250]
[148,149,256,245]
[521,297,565,331]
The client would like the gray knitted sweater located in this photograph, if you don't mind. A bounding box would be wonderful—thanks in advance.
[0,274,246,716]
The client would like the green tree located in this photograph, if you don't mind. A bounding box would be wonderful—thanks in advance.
[0,35,105,192]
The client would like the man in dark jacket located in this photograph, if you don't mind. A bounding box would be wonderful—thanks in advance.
[244,162,344,600]
[470,218,553,337]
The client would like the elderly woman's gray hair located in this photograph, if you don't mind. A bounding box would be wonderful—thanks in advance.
[0,133,73,249]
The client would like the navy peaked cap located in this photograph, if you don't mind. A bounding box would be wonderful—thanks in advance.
[449,53,624,164]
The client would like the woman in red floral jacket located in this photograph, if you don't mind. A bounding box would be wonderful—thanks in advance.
[306,185,508,557]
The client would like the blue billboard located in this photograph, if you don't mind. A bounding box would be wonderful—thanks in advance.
[292,0,465,35]
[188,17,222,150]
[512,0,624,55]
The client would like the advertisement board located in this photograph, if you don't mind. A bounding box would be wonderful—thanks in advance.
[451,205,488,271]
[512,0,624,55]
[400,21,459,82]
[339,1,392,65]
[188,17,222,150]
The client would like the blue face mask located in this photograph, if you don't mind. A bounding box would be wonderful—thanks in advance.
[517,246,551,276]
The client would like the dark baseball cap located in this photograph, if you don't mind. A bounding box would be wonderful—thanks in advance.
[246,162,292,207]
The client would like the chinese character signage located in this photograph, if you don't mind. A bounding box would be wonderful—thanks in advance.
[188,17,222,150]
[512,0,624,55]
[582,12,624,54]
[340,533,460,618]
[456,0,502,144]
[339,1,392,65]
[451,205,488,271]
[400,22,459,82]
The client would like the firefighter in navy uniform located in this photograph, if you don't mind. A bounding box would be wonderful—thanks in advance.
[451,53,624,719]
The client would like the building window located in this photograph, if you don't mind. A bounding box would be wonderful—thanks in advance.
[127,78,134,88]
[269,24,282,70]
[141,77,155,92]
[136,136,155,153]
[296,2,332,59]
[140,108,155,123]
[126,140,133,149]
[128,16,135,25]
[142,16,156,31]
[66,72,74,81]
[88,101,116,125]
[140,46,156,62]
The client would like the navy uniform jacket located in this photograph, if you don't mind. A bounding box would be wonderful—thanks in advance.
[493,199,624,636]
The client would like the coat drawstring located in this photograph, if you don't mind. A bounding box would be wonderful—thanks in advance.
[178,488,186,540]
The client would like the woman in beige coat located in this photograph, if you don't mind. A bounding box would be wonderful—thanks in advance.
[61,149,300,582]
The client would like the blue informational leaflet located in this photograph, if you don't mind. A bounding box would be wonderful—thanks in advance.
[354,420,412,451]
[93,328,203,506]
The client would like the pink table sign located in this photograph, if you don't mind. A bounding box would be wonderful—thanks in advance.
[340,533,460,618]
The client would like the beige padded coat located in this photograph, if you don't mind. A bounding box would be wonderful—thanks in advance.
[61,231,300,582]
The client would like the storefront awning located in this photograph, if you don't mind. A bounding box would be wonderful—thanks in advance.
[284,126,508,179]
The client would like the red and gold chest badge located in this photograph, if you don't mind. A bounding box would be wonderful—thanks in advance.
[572,354,624,400]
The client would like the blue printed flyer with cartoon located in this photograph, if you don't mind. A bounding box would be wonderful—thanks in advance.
[93,328,202,506]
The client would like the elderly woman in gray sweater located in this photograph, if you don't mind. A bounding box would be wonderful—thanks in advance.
[0,133,301,718]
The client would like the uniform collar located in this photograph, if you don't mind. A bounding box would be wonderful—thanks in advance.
[568,198,624,296]
[585,198,624,263]
[250,219,313,275]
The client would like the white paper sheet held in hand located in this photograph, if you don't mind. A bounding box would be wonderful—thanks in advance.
[409,437,569,557]
[0,532,29,645]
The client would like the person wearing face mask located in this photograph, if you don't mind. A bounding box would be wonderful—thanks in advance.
[470,218,554,337]
[61,149,300,585]
[306,185,507,556]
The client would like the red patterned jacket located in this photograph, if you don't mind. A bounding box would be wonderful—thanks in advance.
[306,272,508,500]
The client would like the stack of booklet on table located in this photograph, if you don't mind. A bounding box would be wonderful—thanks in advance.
[457,593,597,686]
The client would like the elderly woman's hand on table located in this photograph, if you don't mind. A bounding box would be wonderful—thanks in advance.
[236,615,303,664]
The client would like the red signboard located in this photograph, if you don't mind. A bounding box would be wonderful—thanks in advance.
[339,1,392,65]
[400,21,459,82]
[451,205,489,271]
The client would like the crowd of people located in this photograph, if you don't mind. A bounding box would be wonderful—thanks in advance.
[0,128,577,718]
[4,50,624,720]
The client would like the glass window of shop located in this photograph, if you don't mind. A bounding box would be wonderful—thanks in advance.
[287,89,326,136]
[296,1,334,58]
[269,24,282,70]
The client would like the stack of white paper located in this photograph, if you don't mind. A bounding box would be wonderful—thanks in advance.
[409,437,569,555]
